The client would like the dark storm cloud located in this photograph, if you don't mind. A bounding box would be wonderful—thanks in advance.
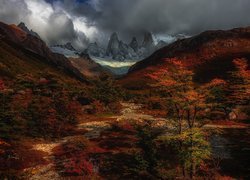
[1,0,250,49]
[65,0,250,36]
[0,0,89,50]
[0,0,30,24]
[46,11,77,44]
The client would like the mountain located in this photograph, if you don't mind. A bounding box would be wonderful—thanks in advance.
[0,21,86,81]
[104,32,158,61]
[129,37,139,52]
[83,32,185,73]
[122,27,250,89]
[50,42,79,58]
[106,32,120,57]
[69,52,110,78]
[156,40,168,50]
[17,22,40,39]
[52,42,76,51]
[86,42,105,57]
[141,32,155,56]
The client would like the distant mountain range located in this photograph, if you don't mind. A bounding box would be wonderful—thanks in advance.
[84,32,186,62]
[47,31,187,74]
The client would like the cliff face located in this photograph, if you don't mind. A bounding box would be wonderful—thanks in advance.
[103,32,157,61]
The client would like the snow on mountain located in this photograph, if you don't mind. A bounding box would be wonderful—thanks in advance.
[83,32,189,75]
[50,43,79,58]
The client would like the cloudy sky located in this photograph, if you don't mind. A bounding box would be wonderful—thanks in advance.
[1,0,250,50]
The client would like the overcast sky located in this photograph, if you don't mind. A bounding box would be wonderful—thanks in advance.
[1,0,250,50]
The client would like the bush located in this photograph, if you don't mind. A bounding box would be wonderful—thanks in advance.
[25,96,80,138]
[0,92,24,140]
[53,136,95,177]
[91,77,124,105]
[136,123,159,175]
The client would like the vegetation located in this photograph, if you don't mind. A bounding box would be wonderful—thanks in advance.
[147,58,228,178]
[0,40,249,179]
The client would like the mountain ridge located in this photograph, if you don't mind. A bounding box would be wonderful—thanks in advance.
[120,26,250,89]
[0,21,87,81]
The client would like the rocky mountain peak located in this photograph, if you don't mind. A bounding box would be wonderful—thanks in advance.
[110,32,119,41]
[18,22,29,33]
[17,22,40,39]
[129,37,139,52]
[142,32,154,48]
[87,42,105,57]
[64,42,76,51]
[106,32,120,56]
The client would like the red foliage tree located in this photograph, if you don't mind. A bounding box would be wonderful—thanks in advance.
[227,58,250,106]
[147,58,226,178]
[148,58,226,131]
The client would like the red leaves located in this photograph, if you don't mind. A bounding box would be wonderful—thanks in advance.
[64,156,94,176]
[204,78,227,89]
[53,137,98,177]
[0,79,6,91]
[233,58,248,71]
[66,101,82,115]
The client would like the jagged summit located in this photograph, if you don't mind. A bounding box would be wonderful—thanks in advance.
[86,42,105,57]
[17,22,29,33]
[17,22,40,39]
[83,32,181,64]
[129,37,139,52]
[106,32,120,57]
[142,32,154,48]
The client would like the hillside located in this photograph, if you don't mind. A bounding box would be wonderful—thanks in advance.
[122,27,250,89]
[69,53,111,79]
[0,22,86,82]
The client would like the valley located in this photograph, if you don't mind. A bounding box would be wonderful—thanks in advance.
[0,20,249,179]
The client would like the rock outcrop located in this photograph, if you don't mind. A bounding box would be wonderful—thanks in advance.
[129,37,139,52]
[50,42,79,58]
[18,22,40,39]
[86,42,105,57]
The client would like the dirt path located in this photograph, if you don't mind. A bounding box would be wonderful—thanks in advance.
[24,102,163,179]
[113,102,171,128]
[23,102,249,179]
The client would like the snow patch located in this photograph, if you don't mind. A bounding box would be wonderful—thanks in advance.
[50,47,79,58]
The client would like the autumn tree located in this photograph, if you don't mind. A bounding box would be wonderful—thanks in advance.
[148,58,225,178]
[148,59,225,131]
[228,58,250,104]
[226,58,250,117]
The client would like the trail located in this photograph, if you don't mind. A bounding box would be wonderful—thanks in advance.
[23,102,163,179]
[23,102,249,179]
